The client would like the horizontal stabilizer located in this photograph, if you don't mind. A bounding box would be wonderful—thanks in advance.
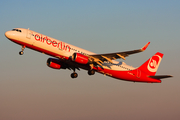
[148,75,173,79]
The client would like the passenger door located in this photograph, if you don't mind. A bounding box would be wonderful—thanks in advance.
[26,28,31,39]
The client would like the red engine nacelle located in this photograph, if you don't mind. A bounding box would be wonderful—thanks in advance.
[47,58,66,69]
[72,53,89,64]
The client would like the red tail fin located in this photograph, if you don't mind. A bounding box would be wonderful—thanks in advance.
[138,52,164,76]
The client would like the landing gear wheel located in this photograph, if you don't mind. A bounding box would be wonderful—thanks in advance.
[88,70,95,75]
[19,51,24,55]
[71,73,78,78]
[19,45,26,55]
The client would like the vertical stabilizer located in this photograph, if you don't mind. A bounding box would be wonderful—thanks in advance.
[138,52,163,76]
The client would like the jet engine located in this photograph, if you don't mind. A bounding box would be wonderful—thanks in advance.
[47,58,67,69]
[72,53,90,64]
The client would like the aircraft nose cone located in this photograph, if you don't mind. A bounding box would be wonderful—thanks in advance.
[5,31,15,40]
[5,31,11,38]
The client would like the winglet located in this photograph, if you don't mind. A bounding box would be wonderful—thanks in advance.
[141,42,150,51]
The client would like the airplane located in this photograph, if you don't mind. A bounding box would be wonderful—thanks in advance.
[5,28,172,83]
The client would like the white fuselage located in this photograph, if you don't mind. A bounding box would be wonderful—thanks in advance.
[6,28,135,72]
[5,28,166,83]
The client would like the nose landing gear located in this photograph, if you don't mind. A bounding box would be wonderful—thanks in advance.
[19,45,26,55]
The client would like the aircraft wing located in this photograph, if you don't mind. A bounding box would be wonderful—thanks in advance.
[88,42,150,65]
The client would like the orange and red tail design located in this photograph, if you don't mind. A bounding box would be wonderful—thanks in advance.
[138,52,163,76]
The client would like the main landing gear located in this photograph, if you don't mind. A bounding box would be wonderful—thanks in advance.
[19,45,26,55]
[71,72,78,78]
[70,67,78,78]
[70,70,95,79]
[88,70,95,75]
[70,68,96,78]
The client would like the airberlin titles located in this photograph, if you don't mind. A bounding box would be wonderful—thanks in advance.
[34,33,88,56]
[34,34,71,51]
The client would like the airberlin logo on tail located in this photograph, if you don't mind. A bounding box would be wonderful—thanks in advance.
[147,55,162,72]
[149,59,157,69]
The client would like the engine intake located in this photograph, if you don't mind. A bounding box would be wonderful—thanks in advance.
[72,53,89,64]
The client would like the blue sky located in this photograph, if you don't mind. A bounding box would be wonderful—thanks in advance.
[0,0,179,120]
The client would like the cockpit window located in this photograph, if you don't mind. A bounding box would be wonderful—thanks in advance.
[12,29,22,32]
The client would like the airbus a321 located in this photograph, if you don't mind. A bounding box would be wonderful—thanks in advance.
[5,28,172,83]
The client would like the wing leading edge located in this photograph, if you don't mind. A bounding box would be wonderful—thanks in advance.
[88,42,150,64]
